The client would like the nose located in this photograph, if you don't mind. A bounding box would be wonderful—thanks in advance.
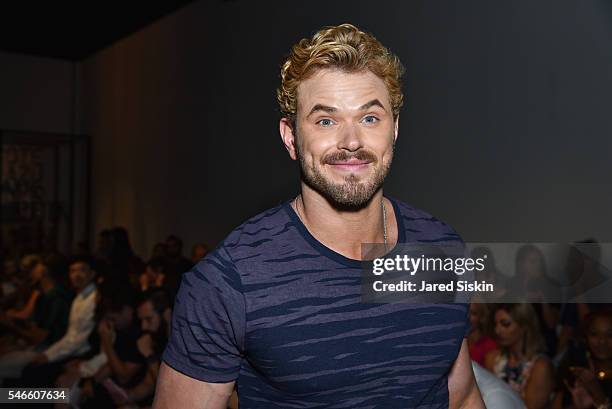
[337,123,363,152]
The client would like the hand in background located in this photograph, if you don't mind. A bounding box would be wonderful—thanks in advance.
[137,333,154,358]
[98,319,116,346]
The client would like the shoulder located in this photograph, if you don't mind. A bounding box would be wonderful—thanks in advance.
[221,201,291,252]
[184,202,291,293]
[524,355,554,391]
[530,355,553,374]
[391,197,463,243]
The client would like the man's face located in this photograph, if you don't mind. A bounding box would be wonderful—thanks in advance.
[166,239,181,258]
[105,306,133,331]
[68,262,95,292]
[138,300,161,333]
[30,263,47,285]
[282,69,398,208]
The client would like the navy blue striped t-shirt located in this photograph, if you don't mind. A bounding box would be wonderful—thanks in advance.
[163,197,470,408]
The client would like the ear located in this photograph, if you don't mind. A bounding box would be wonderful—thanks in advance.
[393,114,399,144]
[279,117,298,161]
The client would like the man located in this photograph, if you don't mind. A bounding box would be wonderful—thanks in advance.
[163,235,192,297]
[190,243,209,266]
[0,256,70,381]
[102,290,172,407]
[21,258,98,386]
[139,257,167,293]
[156,24,484,408]
[95,285,145,387]
[73,284,145,408]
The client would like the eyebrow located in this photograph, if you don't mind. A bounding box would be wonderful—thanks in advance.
[306,99,387,118]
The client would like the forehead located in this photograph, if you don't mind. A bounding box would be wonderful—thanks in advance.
[70,262,88,272]
[495,309,512,320]
[296,69,390,113]
[138,301,155,316]
[590,317,612,330]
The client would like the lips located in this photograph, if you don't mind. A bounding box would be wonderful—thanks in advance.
[328,159,370,165]
[327,159,372,171]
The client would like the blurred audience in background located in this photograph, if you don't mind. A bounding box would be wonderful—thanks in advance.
[553,310,612,409]
[468,303,497,367]
[150,242,166,260]
[20,257,98,388]
[1,229,611,408]
[485,303,555,409]
[0,254,70,382]
[190,243,208,266]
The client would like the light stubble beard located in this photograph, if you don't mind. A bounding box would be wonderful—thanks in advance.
[295,133,394,210]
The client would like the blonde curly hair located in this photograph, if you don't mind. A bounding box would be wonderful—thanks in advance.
[277,23,405,126]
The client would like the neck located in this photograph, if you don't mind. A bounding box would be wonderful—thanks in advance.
[508,341,526,362]
[295,184,397,260]
[76,282,92,294]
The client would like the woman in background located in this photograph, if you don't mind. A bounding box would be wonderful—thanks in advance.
[552,310,612,409]
[468,303,497,366]
[485,303,555,409]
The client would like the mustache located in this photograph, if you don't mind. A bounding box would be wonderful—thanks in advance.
[322,150,378,164]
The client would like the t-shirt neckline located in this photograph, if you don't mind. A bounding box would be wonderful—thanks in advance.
[282,195,407,268]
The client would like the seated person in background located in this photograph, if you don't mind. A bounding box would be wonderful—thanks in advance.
[139,258,166,293]
[20,257,98,387]
[468,303,497,366]
[190,243,208,266]
[552,310,612,409]
[472,360,526,409]
[150,242,166,260]
[1,257,22,307]
[162,235,191,297]
[485,303,555,409]
[76,284,145,408]
[515,245,561,357]
[2,254,42,320]
[104,289,172,407]
[0,255,70,382]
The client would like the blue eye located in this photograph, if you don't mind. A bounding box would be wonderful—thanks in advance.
[362,115,379,124]
[318,118,334,127]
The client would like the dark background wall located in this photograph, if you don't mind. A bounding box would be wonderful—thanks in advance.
[74,0,612,257]
[0,51,76,134]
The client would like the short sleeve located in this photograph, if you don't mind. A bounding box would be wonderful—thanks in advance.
[116,328,145,365]
[162,246,246,383]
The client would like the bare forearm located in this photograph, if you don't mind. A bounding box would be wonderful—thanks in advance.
[127,372,156,404]
[455,380,485,409]
[449,340,485,409]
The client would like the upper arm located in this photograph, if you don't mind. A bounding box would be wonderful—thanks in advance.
[523,357,554,409]
[448,339,486,409]
[161,251,246,383]
[153,362,235,409]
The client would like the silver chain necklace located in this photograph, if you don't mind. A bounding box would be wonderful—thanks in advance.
[294,195,388,246]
